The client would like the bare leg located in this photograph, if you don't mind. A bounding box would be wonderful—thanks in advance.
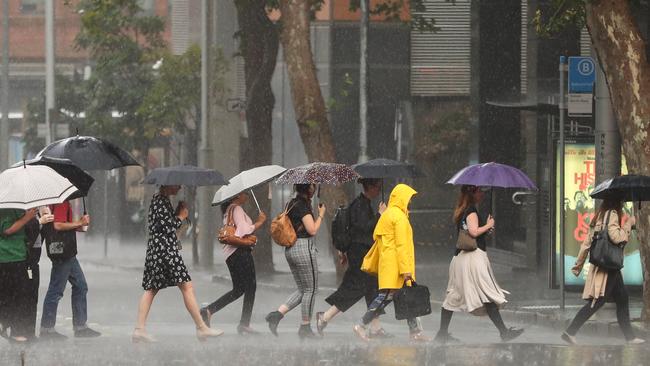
[322,306,340,322]
[369,317,382,332]
[278,304,290,315]
[135,289,158,330]
[178,282,207,329]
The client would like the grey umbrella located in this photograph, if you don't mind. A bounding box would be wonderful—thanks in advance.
[143,165,228,186]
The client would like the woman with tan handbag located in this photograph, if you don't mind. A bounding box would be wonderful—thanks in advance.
[200,192,266,335]
[266,183,326,339]
[561,198,644,345]
[435,185,523,344]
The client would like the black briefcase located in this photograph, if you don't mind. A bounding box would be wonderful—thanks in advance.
[393,281,432,320]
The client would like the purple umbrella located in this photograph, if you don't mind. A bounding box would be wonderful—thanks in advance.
[275,162,359,185]
[446,162,537,190]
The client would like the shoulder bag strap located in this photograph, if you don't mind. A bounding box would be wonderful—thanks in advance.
[226,205,236,227]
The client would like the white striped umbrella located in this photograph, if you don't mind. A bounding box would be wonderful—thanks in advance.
[0,164,79,210]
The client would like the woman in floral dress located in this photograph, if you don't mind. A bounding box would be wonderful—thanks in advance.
[132,185,222,342]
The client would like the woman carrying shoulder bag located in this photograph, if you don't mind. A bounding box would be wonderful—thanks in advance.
[562,198,645,345]
[436,185,523,344]
[266,183,326,339]
[200,192,266,335]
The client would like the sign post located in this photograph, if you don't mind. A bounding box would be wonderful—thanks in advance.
[568,57,595,117]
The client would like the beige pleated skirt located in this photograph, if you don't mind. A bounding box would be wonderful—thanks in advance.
[442,249,509,316]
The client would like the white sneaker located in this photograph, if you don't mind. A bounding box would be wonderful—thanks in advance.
[627,338,645,345]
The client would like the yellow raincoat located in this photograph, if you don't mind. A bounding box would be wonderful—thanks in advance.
[361,184,417,290]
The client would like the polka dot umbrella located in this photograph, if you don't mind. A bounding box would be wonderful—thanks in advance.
[275,162,359,185]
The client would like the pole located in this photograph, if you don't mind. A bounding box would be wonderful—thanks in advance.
[197,0,215,267]
[357,0,369,164]
[250,189,261,213]
[559,56,567,310]
[0,0,9,170]
[103,171,109,258]
[45,0,55,144]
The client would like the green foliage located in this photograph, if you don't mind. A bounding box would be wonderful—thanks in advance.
[533,0,586,37]
[137,45,230,138]
[73,0,167,150]
[415,106,471,160]
[23,74,87,156]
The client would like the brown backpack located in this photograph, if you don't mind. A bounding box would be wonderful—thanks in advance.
[270,201,300,247]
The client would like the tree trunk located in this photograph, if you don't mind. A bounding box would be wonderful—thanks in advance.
[235,0,280,273]
[586,0,650,321]
[278,0,347,208]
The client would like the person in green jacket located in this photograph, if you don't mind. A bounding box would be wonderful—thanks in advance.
[0,208,37,342]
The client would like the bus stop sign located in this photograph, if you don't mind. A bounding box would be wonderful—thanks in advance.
[568,57,595,116]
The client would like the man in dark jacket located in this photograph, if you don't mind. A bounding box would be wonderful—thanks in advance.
[316,178,390,337]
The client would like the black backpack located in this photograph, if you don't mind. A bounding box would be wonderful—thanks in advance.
[331,204,352,252]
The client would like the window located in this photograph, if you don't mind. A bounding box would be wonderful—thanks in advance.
[21,0,44,14]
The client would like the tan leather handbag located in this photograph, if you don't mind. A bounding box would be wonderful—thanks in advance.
[218,205,257,247]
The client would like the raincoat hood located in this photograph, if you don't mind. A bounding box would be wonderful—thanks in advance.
[387,184,417,214]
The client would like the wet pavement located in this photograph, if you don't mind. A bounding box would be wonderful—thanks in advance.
[0,238,647,365]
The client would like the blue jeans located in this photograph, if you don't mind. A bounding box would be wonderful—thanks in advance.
[40,257,88,330]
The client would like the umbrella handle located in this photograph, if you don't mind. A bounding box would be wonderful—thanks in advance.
[250,189,261,213]
[83,197,87,215]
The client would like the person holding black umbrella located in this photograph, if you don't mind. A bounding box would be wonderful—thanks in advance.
[316,178,388,337]
[562,197,645,345]
[40,200,100,340]
[133,185,223,342]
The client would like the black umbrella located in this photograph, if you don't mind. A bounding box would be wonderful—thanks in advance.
[36,135,140,171]
[13,156,95,201]
[353,158,425,200]
[590,174,650,207]
[143,165,228,186]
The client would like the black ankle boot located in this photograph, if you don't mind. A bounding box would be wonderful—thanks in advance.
[298,324,316,339]
[265,311,283,337]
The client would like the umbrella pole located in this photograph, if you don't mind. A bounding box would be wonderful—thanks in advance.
[82,197,87,215]
[381,179,385,202]
[250,189,261,213]
[103,171,109,258]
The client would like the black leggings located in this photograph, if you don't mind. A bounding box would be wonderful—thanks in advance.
[206,248,256,326]
[566,270,634,340]
[438,302,508,335]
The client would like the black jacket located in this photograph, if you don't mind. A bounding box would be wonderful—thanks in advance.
[348,193,380,248]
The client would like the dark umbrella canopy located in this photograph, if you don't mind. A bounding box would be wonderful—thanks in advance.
[13,156,94,200]
[275,162,359,185]
[352,158,424,179]
[447,162,537,190]
[589,174,650,202]
[37,136,140,171]
[143,165,228,186]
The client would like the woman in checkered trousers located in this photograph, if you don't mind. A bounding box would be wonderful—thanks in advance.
[265,184,326,339]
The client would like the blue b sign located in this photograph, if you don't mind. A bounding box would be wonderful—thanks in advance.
[568,57,595,93]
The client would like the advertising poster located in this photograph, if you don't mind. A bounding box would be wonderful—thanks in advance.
[555,143,642,286]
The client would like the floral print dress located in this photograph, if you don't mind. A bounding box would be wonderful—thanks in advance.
[141,194,191,290]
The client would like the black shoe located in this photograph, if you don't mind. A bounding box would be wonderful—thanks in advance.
[434,331,461,344]
[74,327,101,338]
[316,312,327,336]
[298,324,317,339]
[500,327,524,342]
[265,311,283,337]
[39,330,68,341]
[200,308,211,328]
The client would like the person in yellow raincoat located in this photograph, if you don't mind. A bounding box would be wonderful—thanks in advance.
[354,184,429,342]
